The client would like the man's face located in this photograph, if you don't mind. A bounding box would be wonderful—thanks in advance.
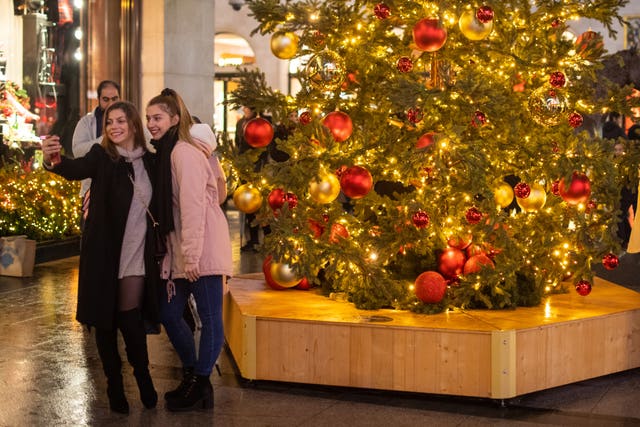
[98,85,120,111]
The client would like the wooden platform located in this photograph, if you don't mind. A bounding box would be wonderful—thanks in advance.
[223,274,640,399]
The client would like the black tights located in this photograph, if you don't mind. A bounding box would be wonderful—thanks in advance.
[118,276,144,311]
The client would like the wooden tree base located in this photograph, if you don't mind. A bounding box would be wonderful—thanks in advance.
[223,274,640,399]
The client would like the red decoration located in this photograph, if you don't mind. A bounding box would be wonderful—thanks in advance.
[340,165,373,199]
[602,253,619,270]
[476,5,494,23]
[244,117,274,148]
[551,18,563,28]
[308,218,325,238]
[397,56,413,73]
[267,188,286,210]
[295,277,312,290]
[263,256,287,290]
[329,223,350,243]
[438,247,467,279]
[299,111,312,125]
[568,112,583,128]
[471,110,487,127]
[412,210,430,228]
[465,207,483,224]
[551,141,559,153]
[514,182,531,199]
[559,172,591,205]
[463,254,495,275]
[551,180,561,196]
[407,107,423,124]
[447,234,473,250]
[549,71,566,88]
[412,18,448,52]
[374,3,391,19]
[323,111,353,142]
[416,132,435,149]
[414,271,447,303]
[466,243,486,258]
[575,280,592,296]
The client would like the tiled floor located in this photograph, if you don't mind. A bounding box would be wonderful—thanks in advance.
[1,209,640,426]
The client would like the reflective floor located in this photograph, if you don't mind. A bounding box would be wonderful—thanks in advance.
[1,209,640,426]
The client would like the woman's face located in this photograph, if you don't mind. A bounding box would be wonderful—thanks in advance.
[146,104,179,139]
[105,108,134,148]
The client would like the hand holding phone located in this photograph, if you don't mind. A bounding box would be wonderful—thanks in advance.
[41,135,61,166]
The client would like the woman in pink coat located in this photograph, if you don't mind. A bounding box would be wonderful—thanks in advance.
[146,88,232,412]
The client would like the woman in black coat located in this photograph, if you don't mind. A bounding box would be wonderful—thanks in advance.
[42,101,159,414]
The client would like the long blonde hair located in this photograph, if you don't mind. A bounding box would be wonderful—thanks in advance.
[147,88,194,145]
[101,101,146,160]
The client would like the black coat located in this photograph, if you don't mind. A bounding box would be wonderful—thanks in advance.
[50,144,160,330]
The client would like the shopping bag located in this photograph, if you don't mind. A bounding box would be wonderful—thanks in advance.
[0,235,36,277]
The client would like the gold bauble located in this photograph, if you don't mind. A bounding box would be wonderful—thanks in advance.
[516,183,547,212]
[308,172,341,204]
[270,31,299,60]
[528,86,569,127]
[270,262,301,288]
[233,184,263,214]
[305,50,346,91]
[458,10,493,41]
[494,183,514,208]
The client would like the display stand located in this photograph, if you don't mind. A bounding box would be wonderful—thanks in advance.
[223,274,640,399]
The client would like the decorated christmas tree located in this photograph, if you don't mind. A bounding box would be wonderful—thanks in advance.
[223,0,639,313]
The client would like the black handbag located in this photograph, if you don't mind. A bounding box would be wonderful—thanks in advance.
[129,173,166,263]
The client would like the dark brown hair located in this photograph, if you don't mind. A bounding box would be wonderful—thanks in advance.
[100,101,146,160]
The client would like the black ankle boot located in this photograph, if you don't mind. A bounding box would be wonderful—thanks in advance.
[164,367,194,401]
[106,377,130,414]
[95,328,129,414]
[166,375,213,412]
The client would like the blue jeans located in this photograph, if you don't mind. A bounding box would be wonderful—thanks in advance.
[160,275,224,376]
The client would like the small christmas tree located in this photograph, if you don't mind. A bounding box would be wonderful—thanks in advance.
[222,0,639,313]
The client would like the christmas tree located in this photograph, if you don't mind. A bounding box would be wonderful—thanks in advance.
[222,0,639,313]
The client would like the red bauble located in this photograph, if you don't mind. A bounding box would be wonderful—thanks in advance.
[602,253,619,270]
[267,188,286,210]
[568,112,583,128]
[284,192,298,209]
[559,172,591,205]
[414,271,447,303]
[549,71,566,88]
[472,110,487,127]
[416,132,435,149]
[244,117,274,148]
[476,5,494,23]
[448,234,473,250]
[575,280,592,296]
[374,3,391,19]
[340,165,373,199]
[295,277,312,290]
[407,107,423,124]
[551,180,561,196]
[299,111,312,125]
[465,207,483,224]
[323,111,353,142]
[308,218,325,238]
[329,223,350,243]
[514,182,531,199]
[466,243,486,258]
[397,56,413,73]
[463,254,495,275]
[412,210,430,228]
[438,247,467,279]
[262,256,287,290]
[412,18,448,52]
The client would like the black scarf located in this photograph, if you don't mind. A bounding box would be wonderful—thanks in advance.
[151,126,179,237]
[94,106,104,137]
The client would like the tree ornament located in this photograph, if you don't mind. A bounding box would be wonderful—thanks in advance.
[465,207,483,224]
[551,18,563,28]
[270,261,302,288]
[559,172,591,205]
[340,165,373,199]
[528,86,569,126]
[575,279,592,296]
[233,184,263,213]
[270,31,299,59]
[516,183,546,212]
[374,3,391,20]
[514,182,531,199]
[416,132,435,149]
[448,234,473,250]
[549,71,566,88]
[263,256,287,290]
[295,277,312,290]
[463,254,495,275]
[299,111,312,125]
[575,30,604,60]
[284,192,298,209]
[458,9,493,41]
[329,223,350,243]
[322,111,353,142]
[407,107,423,124]
[244,117,274,148]
[466,243,486,258]
[586,199,597,213]
[306,50,346,91]
[412,210,430,228]
[494,183,514,208]
[568,112,583,128]
[438,247,467,279]
[397,56,413,73]
[551,180,561,196]
[412,18,448,52]
[267,188,286,210]
[602,253,619,270]
[309,172,341,204]
[414,271,447,303]
[476,5,494,23]
[471,110,487,127]
[310,30,326,50]
[308,218,326,238]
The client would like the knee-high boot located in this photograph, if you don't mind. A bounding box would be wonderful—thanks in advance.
[117,308,158,409]
[95,328,129,414]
